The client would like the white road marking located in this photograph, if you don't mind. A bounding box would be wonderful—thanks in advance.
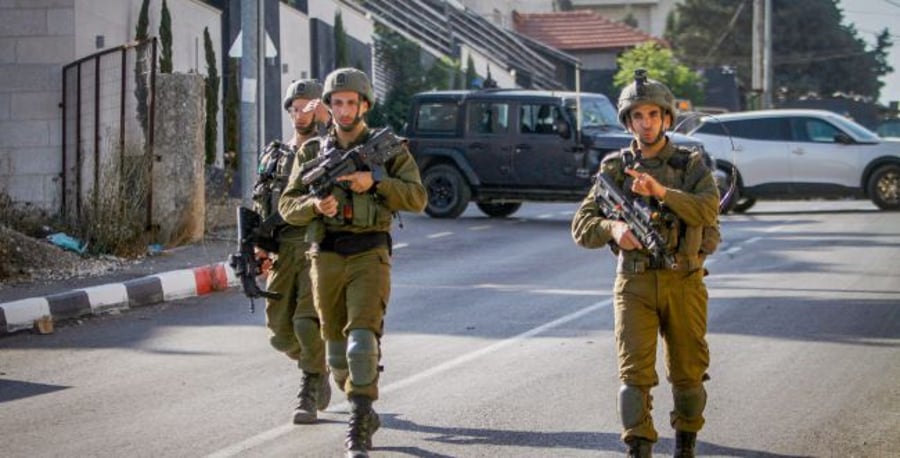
[427,232,453,239]
[469,225,492,231]
[205,298,614,458]
[392,243,409,250]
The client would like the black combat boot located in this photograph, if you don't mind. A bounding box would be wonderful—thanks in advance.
[292,371,322,424]
[625,437,653,457]
[345,395,381,458]
[674,431,697,457]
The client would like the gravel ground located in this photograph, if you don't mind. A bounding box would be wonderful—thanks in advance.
[0,225,129,287]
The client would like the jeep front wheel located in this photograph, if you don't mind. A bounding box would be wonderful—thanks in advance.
[476,202,522,218]
[422,164,471,218]
[867,164,900,210]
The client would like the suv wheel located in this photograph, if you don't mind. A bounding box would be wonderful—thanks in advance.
[867,164,900,210]
[422,164,471,218]
[476,202,522,218]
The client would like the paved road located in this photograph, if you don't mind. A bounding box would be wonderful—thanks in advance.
[2,200,898,457]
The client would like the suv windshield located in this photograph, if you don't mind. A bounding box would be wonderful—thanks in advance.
[565,96,619,128]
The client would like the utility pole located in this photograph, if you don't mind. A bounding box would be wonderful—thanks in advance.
[239,0,264,205]
[752,0,772,109]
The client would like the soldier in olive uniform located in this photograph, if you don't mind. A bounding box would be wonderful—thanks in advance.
[571,70,719,458]
[279,68,427,458]
[254,79,331,425]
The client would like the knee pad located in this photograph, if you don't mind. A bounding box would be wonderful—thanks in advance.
[618,385,647,429]
[293,318,321,348]
[673,385,707,420]
[268,334,297,355]
[347,329,380,386]
[326,340,348,371]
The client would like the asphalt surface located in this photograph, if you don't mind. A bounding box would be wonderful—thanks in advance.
[1,200,898,457]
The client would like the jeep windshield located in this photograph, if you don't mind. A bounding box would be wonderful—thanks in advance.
[564,96,619,129]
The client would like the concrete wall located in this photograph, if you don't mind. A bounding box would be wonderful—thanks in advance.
[278,3,311,140]
[0,0,76,211]
[0,0,222,211]
[152,72,205,246]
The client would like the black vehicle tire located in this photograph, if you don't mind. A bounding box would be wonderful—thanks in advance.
[867,164,900,210]
[476,202,522,218]
[422,164,471,218]
[716,166,740,214]
[732,197,756,213]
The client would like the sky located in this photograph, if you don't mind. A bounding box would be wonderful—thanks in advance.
[837,0,900,104]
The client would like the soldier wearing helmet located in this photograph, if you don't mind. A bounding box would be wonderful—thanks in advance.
[252,78,332,427]
[279,67,426,458]
[571,69,720,457]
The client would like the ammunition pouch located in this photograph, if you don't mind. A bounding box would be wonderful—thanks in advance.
[316,231,391,256]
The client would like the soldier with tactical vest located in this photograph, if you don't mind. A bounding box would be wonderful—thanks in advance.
[253,78,332,425]
[279,68,427,458]
[571,69,720,457]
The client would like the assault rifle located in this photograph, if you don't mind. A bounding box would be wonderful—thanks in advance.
[301,127,405,198]
[228,206,283,313]
[593,172,677,269]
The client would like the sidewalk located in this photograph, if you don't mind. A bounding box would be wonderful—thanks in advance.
[0,235,241,335]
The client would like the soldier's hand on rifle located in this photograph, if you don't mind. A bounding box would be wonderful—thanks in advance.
[611,221,643,251]
[625,168,667,200]
[314,195,339,217]
[338,171,375,194]
[254,248,273,275]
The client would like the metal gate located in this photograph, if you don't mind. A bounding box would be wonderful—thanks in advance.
[61,38,157,227]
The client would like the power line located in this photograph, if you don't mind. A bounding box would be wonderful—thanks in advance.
[882,0,900,8]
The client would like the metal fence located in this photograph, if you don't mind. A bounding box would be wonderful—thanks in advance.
[61,38,157,227]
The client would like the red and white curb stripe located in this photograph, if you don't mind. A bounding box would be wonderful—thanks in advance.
[0,262,239,335]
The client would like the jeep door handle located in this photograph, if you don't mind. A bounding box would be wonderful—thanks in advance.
[468,143,486,149]
[792,148,805,155]
[515,144,531,154]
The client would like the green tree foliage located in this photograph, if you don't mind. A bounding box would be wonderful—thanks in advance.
[159,0,173,73]
[134,0,151,136]
[203,27,220,165]
[335,11,349,68]
[372,25,462,131]
[224,59,239,167]
[374,24,423,130]
[614,42,704,103]
[135,0,149,40]
[665,0,894,101]
[465,55,477,89]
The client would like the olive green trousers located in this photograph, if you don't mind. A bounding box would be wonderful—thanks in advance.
[264,238,326,374]
[310,247,391,400]
[614,268,710,442]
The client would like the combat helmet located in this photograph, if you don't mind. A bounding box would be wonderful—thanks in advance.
[322,67,375,107]
[283,78,323,111]
[617,69,677,128]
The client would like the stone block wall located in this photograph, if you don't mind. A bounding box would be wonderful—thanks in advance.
[0,0,76,210]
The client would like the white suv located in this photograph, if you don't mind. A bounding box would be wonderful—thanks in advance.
[689,109,900,212]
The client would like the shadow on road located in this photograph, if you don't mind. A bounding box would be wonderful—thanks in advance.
[378,413,811,457]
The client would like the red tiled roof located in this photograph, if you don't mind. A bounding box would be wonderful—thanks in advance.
[513,10,666,51]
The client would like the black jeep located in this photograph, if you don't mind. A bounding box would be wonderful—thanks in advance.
[405,89,710,218]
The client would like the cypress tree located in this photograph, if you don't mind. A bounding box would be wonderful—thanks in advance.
[335,11,349,68]
[203,27,220,165]
[159,0,173,73]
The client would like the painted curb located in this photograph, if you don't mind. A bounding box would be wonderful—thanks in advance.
[0,262,239,335]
